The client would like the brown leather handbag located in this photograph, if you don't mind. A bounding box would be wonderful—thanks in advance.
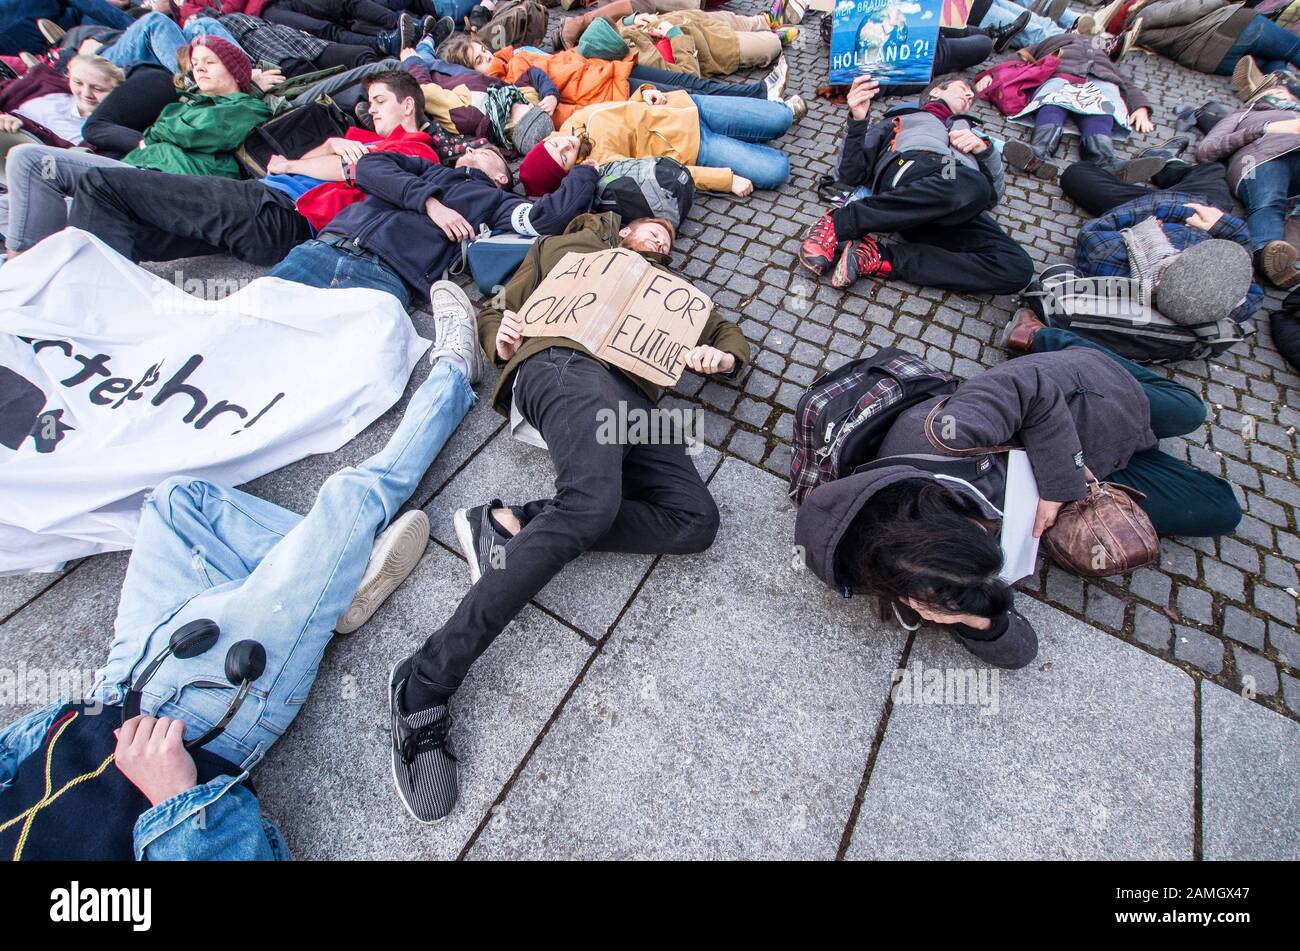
[1039,470,1159,578]
[922,400,1159,578]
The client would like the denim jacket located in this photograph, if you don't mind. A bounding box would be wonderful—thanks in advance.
[0,703,291,861]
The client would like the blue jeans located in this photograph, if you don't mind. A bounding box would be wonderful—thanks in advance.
[269,238,413,308]
[691,94,791,190]
[92,362,474,771]
[1234,151,1300,250]
[1216,14,1300,75]
[631,64,767,99]
[980,0,1065,50]
[434,0,478,20]
[101,12,238,71]
[412,36,459,72]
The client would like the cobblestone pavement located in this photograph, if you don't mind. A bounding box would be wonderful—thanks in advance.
[646,1,1300,722]
[0,2,1297,860]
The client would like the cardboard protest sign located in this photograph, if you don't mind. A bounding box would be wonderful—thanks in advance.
[829,0,945,86]
[515,248,712,387]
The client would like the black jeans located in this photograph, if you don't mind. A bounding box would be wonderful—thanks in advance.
[413,349,721,699]
[68,167,312,266]
[833,156,1034,294]
[1059,159,1236,218]
[263,0,397,46]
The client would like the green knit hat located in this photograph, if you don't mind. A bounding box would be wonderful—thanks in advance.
[577,17,630,60]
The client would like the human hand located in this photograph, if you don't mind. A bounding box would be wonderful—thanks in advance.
[1265,117,1300,135]
[538,94,558,115]
[327,136,369,163]
[730,174,754,197]
[1184,202,1224,231]
[251,68,285,91]
[685,345,735,375]
[425,197,474,241]
[901,596,994,630]
[0,113,21,134]
[847,75,879,120]
[949,128,988,154]
[495,309,524,361]
[114,716,198,807]
[1128,107,1154,133]
[641,87,669,106]
[1033,498,1064,538]
[266,153,292,175]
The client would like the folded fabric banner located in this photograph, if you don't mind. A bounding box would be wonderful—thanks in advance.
[0,230,430,575]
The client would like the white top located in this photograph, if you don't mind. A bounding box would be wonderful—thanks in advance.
[14,93,84,145]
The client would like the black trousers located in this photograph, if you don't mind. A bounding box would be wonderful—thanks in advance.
[263,0,397,47]
[279,40,380,77]
[412,349,721,700]
[1059,159,1236,218]
[68,167,312,266]
[833,156,1034,294]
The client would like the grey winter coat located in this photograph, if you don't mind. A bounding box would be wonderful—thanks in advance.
[1137,0,1255,74]
[1195,101,1300,192]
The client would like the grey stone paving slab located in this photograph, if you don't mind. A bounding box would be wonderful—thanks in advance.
[0,554,130,718]
[254,544,593,860]
[1201,681,1300,861]
[846,597,1195,860]
[426,427,720,639]
[468,458,907,860]
[0,567,73,622]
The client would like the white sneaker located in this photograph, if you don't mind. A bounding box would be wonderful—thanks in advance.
[764,54,789,101]
[785,93,808,123]
[427,279,489,385]
[335,510,429,634]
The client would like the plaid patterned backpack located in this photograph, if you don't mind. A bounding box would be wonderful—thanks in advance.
[789,348,957,504]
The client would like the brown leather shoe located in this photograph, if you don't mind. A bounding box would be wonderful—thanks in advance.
[999,307,1046,353]
[1259,240,1300,289]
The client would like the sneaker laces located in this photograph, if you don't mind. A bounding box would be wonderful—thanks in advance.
[400,714,450,764]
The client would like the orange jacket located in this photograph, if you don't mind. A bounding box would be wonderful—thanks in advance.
[486,47,633,126]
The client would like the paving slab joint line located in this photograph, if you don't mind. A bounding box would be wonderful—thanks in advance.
[0,561,86,627]
[453,462,726,859]
[1193,679,1204,862]
[411,418,507,513]
[835,628,918,861]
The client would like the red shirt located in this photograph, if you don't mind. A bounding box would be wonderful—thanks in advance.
[295,125,438,232]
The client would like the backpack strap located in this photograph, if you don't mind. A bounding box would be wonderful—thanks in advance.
[850,452,993,481]
[922,396,1016,456]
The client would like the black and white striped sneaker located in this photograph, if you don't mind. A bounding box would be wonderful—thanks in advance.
[452,499,508,584]
[389,660,458,823]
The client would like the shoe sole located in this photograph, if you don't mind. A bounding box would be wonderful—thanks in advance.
[830,243,859,288]
[388,660,455,826]
[335,510,429,634]
[37,19,64,44]
[1264,242,1300,288]
[453,507,483,584]
[1119,155,1168,184]
[1002,141,1058,180]
[1232,56,1257,100]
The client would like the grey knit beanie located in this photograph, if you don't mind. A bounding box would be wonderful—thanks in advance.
[1156,239,1254,325]
[512,106,555,156]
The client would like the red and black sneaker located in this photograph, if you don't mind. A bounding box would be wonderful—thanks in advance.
[798,211,840,276]
[831,237,883,288]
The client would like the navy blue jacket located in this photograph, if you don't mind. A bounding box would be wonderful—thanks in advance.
[322,152,598,296]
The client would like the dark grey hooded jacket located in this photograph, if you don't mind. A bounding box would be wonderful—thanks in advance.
[793,349,1158,670]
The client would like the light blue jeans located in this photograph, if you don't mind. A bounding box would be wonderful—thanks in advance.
[691,94,792,190]
[101,12,239,72]
[980,0,1067,50]
[91,362,474,771]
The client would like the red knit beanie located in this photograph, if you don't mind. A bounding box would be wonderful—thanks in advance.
[519,141,567,197]
[190,35,253,93]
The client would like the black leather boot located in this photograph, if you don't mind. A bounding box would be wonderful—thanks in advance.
[1003,122,1065,180]
[1080,133,1123,173]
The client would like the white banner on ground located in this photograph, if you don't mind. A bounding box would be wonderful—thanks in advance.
[0,230,429,575]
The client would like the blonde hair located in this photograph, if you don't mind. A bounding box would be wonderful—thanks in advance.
[68,53,124,88]
[439,33,484,71]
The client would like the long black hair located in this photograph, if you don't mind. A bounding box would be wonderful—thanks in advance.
[838,478,1012,618]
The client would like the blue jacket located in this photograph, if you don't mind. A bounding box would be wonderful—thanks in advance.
[322,152,598,295]
[0,703,290,861]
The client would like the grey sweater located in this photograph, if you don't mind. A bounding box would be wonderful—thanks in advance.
[1196,101,1300,192]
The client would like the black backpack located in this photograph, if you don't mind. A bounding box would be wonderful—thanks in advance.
[1025,263,1253,363]
[788,348,957,505]
[236,96,350,179]
[593,157,695,232]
